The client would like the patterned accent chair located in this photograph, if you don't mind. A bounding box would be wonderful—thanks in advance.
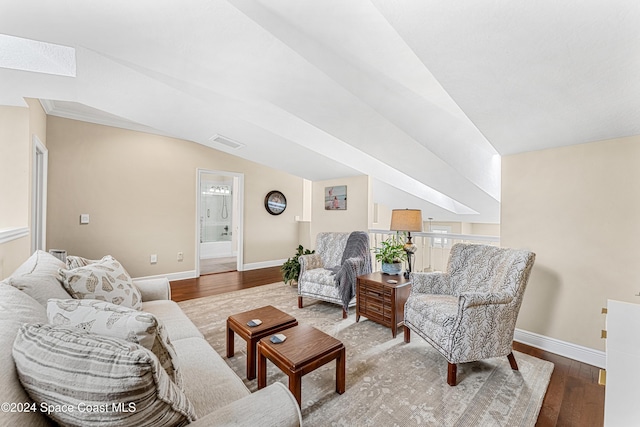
[404,243,535,386]
[298,232,371,319]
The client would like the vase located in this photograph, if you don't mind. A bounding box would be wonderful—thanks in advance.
[381,262,402,275]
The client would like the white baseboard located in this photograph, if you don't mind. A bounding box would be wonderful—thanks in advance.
[242,259,286,271]
[133,259,285,280]
[134,270,197,282]
[514,328,606,369]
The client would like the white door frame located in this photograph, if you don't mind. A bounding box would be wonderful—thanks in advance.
[196,169,244,276]
[31,135,48,253]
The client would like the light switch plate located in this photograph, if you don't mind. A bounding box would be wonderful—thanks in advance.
[80,214,90,224]
[150,254,158,264]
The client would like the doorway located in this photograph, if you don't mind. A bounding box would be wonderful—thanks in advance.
[31,136,48,253]
[196,169,243,275]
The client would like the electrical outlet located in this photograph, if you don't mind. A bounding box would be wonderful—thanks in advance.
[150,254,158,264]
[177,252,184,262]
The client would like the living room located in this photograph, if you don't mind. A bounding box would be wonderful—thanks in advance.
[1,2,639,426]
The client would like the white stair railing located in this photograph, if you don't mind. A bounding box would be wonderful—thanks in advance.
[369,229,500,274]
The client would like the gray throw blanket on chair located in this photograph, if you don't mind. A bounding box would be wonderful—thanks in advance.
[329,231,372,312]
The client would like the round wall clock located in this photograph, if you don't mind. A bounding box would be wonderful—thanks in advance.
[264,190,287,215]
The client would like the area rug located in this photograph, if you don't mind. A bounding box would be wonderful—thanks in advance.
[178,282,553,426]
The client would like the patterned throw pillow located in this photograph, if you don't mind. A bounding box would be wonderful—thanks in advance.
[46,299,182,388]
[13,324,196,427]
[65,255,100,270]
[59,255,142,310]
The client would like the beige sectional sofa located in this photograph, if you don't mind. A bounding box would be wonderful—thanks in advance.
[0,251,302,426]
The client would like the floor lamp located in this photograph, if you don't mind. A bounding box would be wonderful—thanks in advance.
[390,209,423,279]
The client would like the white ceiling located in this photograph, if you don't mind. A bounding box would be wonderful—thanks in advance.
[1,0,638,224]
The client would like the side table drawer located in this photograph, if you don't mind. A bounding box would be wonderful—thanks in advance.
[361,300,391,324]
[360,284,390,300]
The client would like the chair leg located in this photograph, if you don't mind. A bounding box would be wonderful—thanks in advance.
[447,363,457,386]
[342,307,347,319]
[507,352,519,371]
[298,296,303,309]
[404,325,411,343]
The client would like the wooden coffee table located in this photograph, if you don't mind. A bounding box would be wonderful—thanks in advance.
[257,324,345,407]
[226,305,297,380]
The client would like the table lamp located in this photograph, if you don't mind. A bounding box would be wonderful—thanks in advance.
[390,209,423,279]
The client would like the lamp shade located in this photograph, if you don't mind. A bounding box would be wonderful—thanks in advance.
[390,209,423,232]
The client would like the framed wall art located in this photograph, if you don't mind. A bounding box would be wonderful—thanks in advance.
[324,185,347,210]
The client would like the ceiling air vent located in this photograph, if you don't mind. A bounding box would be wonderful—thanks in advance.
[208,134,245,150]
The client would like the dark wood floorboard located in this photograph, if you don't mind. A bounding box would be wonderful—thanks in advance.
[170,266,283,302]
[171,268,605,427]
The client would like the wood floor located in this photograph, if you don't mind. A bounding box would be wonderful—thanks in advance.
[171,266,284,302]
[170,266,605,427]
[199,256,237,275]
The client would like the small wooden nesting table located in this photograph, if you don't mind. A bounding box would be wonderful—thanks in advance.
[226,305,298,380]
[257,324,346,407]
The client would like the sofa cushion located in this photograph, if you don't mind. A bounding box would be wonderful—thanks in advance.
[142,300,204,341]
[192,383,301,427]
[2,250,71,306]
[59,255,142,310]
[46,298,182,388]
[170,337,249,416]
[13,323,197,427]
[0,284,50,426]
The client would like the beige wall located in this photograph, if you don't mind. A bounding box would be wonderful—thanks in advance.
[502,136,640,351]
[0,106,30,228]
[308,175,371,247]
[467,222,500,236]
[0,100,47,279]
[46,117,304,278]
[27,98,47,149]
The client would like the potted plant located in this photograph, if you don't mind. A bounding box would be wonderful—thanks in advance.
[281,244,315,285]
[373,235,407,275]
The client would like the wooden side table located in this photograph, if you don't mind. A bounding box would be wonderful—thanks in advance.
[356,272,412,338]
[227,305,298,380]
[257,324,345,407]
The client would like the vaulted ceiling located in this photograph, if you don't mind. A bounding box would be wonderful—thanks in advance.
[1,0,638,223]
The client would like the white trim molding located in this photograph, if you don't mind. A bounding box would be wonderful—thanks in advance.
[196,169,245,276]
[0,227,30,245]
[243,259,286,271]
[31,135,48,252]
[133,270,197,282]
[514,328,606,369]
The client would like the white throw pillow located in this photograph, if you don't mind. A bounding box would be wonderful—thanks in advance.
[13,323,197,427]
[3,250,71,306]
[59,255,142,310]
[46,298,182,389]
